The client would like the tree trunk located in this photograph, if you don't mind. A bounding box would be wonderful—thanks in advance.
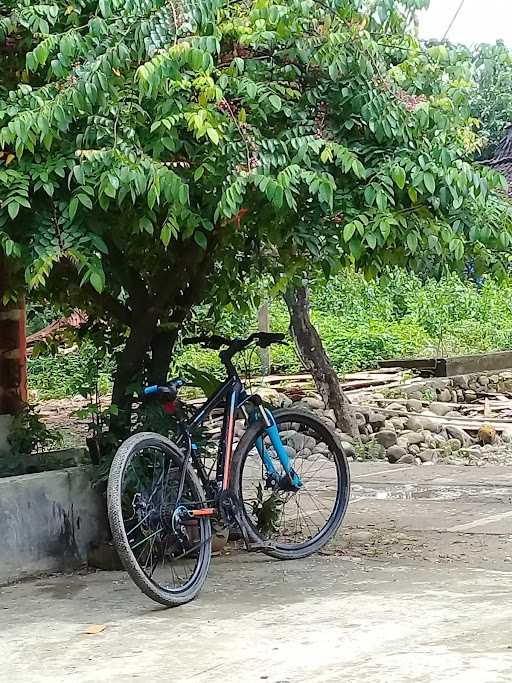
[148,329,178,385]
[284,285,358,438]
[109,307,161,441]
[257,301,271,375]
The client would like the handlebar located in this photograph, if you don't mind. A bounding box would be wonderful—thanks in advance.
[144,333,286,398]
[183,332,286,354]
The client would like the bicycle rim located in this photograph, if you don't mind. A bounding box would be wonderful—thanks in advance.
[233,410,350,557]
[108,433,211,606]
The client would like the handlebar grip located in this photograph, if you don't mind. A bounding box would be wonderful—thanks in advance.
[144,385,159,396]
[183,335,232,350]
[258,332,286,348]
[183,336,205,346]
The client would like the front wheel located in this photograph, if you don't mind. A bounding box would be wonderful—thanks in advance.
[231,408,350,560]
[108,432,212,607]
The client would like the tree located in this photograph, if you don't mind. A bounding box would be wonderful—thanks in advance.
[2,0,512,443]
[284,284,358,436]
[470,42,512,158]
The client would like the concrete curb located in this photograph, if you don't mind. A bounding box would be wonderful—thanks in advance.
[0,466,107,584]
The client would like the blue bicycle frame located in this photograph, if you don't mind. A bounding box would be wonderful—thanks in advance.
[173,373,302,505]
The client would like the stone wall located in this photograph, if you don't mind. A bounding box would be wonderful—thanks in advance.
[259,370,512,468]
[386,370,512,404]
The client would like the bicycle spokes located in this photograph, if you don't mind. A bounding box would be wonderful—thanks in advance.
[120,446,210,591]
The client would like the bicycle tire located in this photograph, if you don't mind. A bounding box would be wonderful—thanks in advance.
[108,432,212,606]
[231,408,350,560]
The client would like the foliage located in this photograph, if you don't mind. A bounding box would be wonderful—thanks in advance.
[0,0,510,290]
[28,340,113,399]
[251,482,282,535]
[0,404,64,477]
[469,42,512,157]
[4,0,512,435]
[7,404,61,454]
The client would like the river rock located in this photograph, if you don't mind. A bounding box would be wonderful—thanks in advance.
[336,431,355,444]
[464,390,477,402]
[322,418,336,432]
[446,425,471,447]
[400,430,424,445]
[340,442,356,459]
[390,417,407,431]
[438,388,452,403]
[478,376,490,387]
[406,416,442,434]
[452,375,469,389]
[388,402,407,414]
[257,387,282,405]
[283,446,296,460]
[397,454,416,464]
[302,396,325,410]
[368,412,386,428]
[406,398,423,413]
[444,411,461,418]
[291,433,316,452]
[386,445,407,463]
[409,445,420,455]
[373,430,397,449]
[418,449,439,463]
[429,402,453,417]
[355,412,367,428]
[501,426,512,443]
[422,432,437,448]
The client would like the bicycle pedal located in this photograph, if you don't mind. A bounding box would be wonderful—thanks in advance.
[247,541,276,552]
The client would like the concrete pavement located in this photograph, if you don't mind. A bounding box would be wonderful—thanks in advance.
[2,461,512,683]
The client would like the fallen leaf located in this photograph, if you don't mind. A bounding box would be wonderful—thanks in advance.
[83,624,106,635]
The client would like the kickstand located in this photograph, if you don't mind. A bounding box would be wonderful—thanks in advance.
[232,509,276,553]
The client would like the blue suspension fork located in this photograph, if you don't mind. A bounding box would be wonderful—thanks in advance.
[253,407,302,489]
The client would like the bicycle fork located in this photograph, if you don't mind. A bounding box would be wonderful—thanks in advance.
[252,405,303,491]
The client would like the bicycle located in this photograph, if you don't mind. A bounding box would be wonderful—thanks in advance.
[107,332,351,606]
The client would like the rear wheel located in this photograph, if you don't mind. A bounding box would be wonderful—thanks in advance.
[231,409,350,560]
[108,432,212,606]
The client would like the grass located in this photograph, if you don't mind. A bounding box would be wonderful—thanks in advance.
[27,270,512,400]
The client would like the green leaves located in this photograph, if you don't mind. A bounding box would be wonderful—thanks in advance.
[406,232,418,254]
[423,172,436,194]
[206,127,220,144]
[160,213,181,247]
[194,231,207,249]
[269,94,282,111]
[0,0,512,320]
[391,166,406,190]
[90,270,105,293]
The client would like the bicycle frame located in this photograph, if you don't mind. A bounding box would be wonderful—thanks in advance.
[174,372,301,515]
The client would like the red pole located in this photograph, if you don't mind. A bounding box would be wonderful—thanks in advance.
[0,256,26,414]
[18,297,27,404]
